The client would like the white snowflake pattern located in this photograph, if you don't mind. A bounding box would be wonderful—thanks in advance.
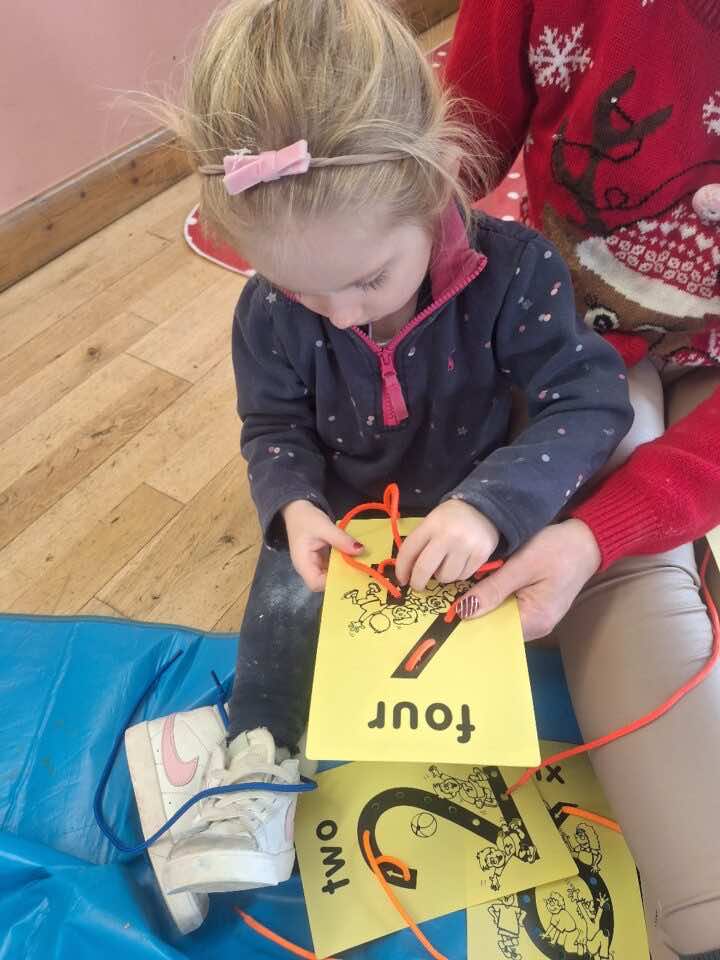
[529,24,593,92]
[702,90,720,136]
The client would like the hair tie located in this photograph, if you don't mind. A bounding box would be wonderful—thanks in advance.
[198,140,406,195]
[221,140,311,195]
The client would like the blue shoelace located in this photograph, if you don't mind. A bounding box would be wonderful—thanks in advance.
[93,649,317,858]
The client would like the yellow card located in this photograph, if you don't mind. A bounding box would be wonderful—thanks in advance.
[295,760,577,958]
[468,742,649,960]
[306,518,540,767]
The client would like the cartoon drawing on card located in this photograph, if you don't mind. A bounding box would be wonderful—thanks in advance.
[306,499,540,766]
[468,743,649,960]
[294,760,576,958]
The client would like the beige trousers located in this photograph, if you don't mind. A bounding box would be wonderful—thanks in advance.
[552,362,720,958]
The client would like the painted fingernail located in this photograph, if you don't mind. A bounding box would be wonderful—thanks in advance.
[458,596,481,619]
[353,541,364,550]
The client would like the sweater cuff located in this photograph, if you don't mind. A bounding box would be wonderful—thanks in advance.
[571,480,663,570]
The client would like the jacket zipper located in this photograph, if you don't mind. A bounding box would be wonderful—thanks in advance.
[378,349,409,425]
[353,254,488,427]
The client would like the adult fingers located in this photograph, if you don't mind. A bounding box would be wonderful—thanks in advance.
[514,588,568,641]
[456,557,537,622]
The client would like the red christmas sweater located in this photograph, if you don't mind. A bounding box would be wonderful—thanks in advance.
[445,0,720,568]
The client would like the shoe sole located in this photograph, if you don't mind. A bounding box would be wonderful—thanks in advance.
[165,846,296,895]
[125,721,209,935]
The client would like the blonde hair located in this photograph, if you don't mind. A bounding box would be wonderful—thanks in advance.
[169,0,493,248]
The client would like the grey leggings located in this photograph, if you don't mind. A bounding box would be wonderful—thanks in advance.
[553,362,720,960]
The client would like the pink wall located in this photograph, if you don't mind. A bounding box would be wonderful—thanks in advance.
[1,0,221,214]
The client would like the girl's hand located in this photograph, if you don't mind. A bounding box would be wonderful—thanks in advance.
[456,519,601,640]
[282,500,363,592]
[394,499,500,593]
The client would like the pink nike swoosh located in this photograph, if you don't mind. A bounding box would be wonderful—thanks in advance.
[161,713,199,787]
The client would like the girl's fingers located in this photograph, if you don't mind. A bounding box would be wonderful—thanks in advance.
[461,551,489,582]
[320,517,365,555]
[409,541,448,593]
[293,546,329,593]
[435,551,471,585]
[395,525,432,585]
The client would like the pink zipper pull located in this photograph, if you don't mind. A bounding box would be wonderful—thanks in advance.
[379,350,409,426]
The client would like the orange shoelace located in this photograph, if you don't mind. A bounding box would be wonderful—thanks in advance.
[337,483,404,597]
[239,485,719,959]
[236,832,450,960]
[337,482,504,601]
[505,544,719,796]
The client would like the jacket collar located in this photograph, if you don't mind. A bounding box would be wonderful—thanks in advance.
[429,204,487,302]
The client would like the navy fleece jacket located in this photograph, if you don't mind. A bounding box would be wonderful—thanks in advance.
[232,206,633,553]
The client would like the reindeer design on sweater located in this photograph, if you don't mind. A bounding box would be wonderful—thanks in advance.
[541,69,720,366]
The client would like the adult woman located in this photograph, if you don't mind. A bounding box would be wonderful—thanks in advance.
[445,3,720,958]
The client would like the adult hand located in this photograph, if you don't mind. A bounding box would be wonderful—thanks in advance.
[456,519,602,640]
[282,500,363,592]
[395,499,500,593]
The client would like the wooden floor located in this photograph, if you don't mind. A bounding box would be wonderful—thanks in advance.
[0,18,456,634]
[0,175,258,631]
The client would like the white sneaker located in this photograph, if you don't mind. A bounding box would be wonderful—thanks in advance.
[163,728,300,895]
[124,704,227,934]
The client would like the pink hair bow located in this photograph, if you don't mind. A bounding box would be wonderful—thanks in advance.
[222,140,311,195]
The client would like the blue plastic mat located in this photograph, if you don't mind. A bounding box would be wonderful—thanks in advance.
[0,613,581,959]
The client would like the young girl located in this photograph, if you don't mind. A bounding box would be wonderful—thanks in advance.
[123,0,631,934]
[445,4,720,959]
